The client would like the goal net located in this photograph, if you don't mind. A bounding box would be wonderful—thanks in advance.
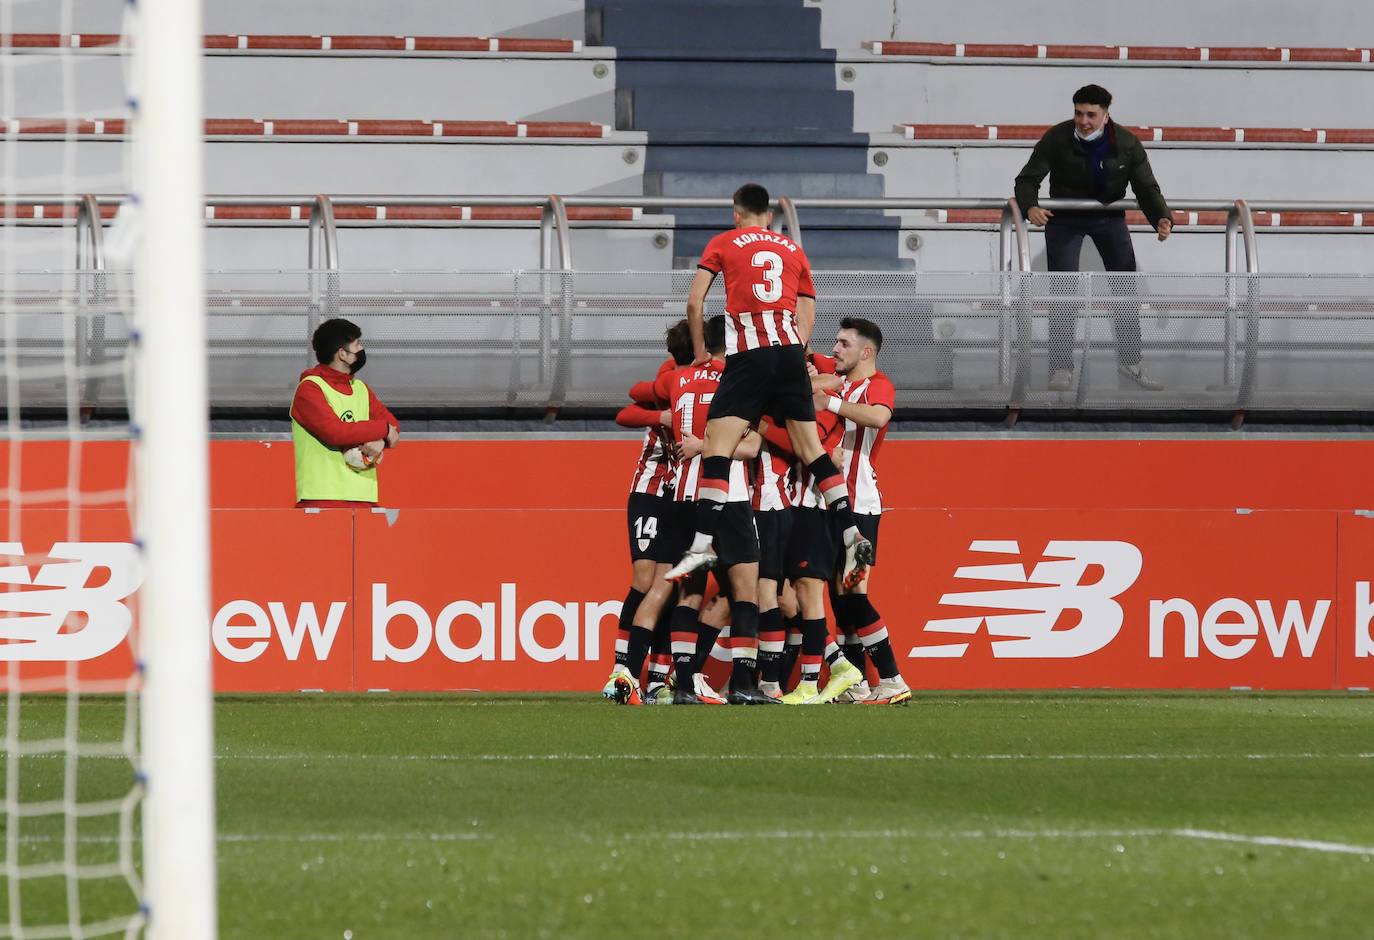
[1,0,215,936]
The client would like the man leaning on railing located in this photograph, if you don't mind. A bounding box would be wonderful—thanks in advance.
[1014,83,1173,393]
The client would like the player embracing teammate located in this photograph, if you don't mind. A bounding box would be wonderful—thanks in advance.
[603,182,910,705]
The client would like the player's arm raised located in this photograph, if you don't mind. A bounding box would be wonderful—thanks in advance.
[685,268,716,365]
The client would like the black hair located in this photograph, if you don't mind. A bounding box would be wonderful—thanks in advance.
[665,318,694,366]
[733,182,770,216]
[311,318,361,365]
[704,315,727,354]
[1072,84,1112,110]
[839,316,883,352]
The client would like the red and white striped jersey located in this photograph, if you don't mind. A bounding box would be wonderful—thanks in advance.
[752,440,793,512]
[697,227,815,356]
[666,360,750,503]
[834,371,895,514]
[790,411,845,510]
[628,425,675,497]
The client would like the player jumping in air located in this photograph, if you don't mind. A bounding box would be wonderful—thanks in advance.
[665,183,874,593]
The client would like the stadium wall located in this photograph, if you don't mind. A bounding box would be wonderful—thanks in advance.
[6,438,1374,692]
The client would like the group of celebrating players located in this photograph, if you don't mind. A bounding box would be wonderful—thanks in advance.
[600,183,912,706]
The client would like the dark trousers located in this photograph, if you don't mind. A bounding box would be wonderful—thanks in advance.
[1044,213,1142,372]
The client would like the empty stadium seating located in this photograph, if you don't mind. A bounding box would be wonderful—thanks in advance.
[6,0,1373,277]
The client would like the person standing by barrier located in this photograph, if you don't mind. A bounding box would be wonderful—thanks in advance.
[290,318,400,508]
[1014,84,1173,392]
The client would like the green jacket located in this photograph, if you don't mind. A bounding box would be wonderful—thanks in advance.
[1014,119,1172,229]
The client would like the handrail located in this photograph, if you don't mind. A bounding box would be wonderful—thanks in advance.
[999,197,1030,272]
[772,196,802,247]
[1224,199,1259,275]
[539,194,572,271]
[542,195,574,415]
[17,194,1374,275]
[74,194,107,411]
[305,195,338,360]
[306,194,338,271]
[74,193,105,272]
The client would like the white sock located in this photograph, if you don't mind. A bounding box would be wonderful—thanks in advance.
[689,532,713,553]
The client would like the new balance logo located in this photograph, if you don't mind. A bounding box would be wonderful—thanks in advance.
[911,540,1143,659]
[0,543,142,661]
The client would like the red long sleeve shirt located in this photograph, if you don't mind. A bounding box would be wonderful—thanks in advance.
[289,365,398,449]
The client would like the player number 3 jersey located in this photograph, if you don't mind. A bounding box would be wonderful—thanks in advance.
[697,226,815,356]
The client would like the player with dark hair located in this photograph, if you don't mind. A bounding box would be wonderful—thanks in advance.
[602,320,694,703]
[810,318,911,705]
[666,183,874,600]
[290,317,399,508]
[655,316,774,704]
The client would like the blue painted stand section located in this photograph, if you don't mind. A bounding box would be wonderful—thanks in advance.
[588,0,907,269]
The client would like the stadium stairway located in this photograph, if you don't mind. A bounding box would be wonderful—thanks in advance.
[587,0,910,270]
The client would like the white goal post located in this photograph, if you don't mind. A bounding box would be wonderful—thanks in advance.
[132,0,217,936]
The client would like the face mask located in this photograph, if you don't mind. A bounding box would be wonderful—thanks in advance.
[1075,125,1105,142]
[349,348,366,374]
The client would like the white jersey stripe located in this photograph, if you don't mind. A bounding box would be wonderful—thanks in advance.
[740,314,761,351]
[761,310,782,346]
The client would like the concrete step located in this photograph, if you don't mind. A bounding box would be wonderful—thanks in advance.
[646,170,885,198]
[817,0,1374,50]
[675,254,914,271]
[669,221,905,266]
[645,143,871,174]
[589,2,820,50]
[619,86,853,132]
[612,58,842,89]
[866,144,1374,202]
[11,52,617,123]
[7,0,587,36]
[11,139,648,196]
[849,60,1374,130]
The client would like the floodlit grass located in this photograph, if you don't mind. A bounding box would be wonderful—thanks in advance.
[4,693,1374,938]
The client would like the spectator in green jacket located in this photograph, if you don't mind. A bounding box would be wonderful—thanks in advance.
[1015,84,1173,392]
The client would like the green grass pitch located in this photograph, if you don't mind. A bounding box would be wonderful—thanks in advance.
[4,692,1373,938]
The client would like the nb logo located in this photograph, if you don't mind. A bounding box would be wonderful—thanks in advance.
[0,543,143,661]
[912,540,1143,659]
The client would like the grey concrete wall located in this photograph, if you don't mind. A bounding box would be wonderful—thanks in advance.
[846,61,1374,130]
[12,53,616,123]
[9,0,587,38]
[896,228,1374,275]
[11,139,647,195]
[821,0,1374,48]
[868,145,1374,203]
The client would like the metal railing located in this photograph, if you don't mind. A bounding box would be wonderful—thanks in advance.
[9,193,1374,418]
[30,192,1374,276]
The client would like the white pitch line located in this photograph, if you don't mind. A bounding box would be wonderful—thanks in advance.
[203,751,1374,763]
[13,827,1372,856]
[15,751,1373,763]
[1174,828,1374,857]
[649,827,1168,842]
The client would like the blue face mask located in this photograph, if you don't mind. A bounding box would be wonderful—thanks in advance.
[1075,125,1105,142]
